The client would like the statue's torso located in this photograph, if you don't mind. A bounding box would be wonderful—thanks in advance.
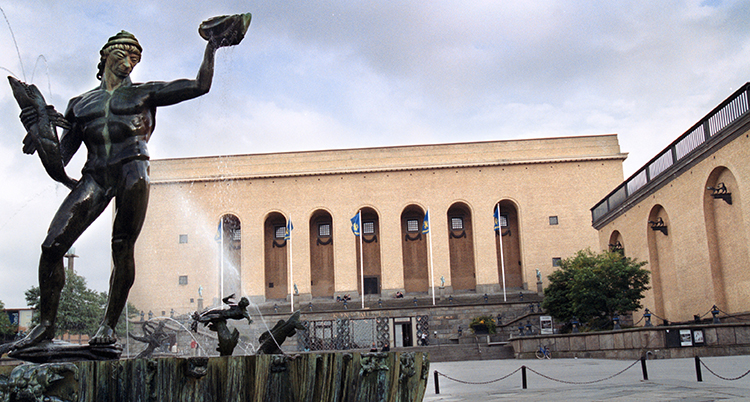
[72,83,154,172]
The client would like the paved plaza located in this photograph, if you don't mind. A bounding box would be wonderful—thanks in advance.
[424,355,750,401]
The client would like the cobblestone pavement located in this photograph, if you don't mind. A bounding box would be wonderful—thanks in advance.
[424,355,750,401]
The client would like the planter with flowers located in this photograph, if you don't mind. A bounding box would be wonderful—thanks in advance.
[469,315,497,335]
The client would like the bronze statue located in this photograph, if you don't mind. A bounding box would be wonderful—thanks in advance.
[129,320,172,359]
[257,310,305,355]
[191,294,252,356]
[3,14,251,357]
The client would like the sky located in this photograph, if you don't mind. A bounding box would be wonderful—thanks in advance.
[0,0,749,308]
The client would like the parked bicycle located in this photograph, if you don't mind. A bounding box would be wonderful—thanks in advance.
[535,345,551,359]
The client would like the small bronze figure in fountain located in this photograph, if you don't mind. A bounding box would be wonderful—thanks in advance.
[2,14,251,361]
[191,294,252,356]
[257,310,306,355]
[129,320,172,359]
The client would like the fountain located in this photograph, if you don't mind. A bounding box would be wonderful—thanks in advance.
[0,12,429,402]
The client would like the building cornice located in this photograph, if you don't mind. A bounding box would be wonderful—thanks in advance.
[150,154,626,185]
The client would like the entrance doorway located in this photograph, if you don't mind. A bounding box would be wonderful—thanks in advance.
[363,276,379,295]
[394,318,413,347]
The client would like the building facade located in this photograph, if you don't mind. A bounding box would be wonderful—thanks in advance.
[593,83,750,323]
[130,135,625,315]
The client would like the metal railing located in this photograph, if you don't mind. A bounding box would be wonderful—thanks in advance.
[591,83,750,226]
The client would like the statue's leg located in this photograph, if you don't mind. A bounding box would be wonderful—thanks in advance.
[91,160,149,345]
[16,175,109,349]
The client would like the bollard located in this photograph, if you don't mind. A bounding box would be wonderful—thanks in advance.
[640,356,649,380]
[434,371,440,394]
[695,356,703,382]
[521,365,527,389]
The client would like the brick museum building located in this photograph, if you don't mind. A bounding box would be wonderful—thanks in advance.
[129,134,625,315]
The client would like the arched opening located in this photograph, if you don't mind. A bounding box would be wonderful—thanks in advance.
[494,201,523,288]
[354,207,382,297]
[704,167,747,311]
[218,214,241,302]
[401,205,429,293]
[310,210,335,298]
[609,230,624,255]
[264,212,289,300]
[647,205,673,320]
[447,202,476,291]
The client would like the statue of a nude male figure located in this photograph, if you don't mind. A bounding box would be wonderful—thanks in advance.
[6,20,248,353]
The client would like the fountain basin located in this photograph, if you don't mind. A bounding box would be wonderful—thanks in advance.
[0,351,429,402]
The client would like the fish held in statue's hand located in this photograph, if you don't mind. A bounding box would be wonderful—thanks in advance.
[8,76,77,189]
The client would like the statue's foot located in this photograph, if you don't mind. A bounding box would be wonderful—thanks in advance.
[0,323,54,354]
[89,325,117,346]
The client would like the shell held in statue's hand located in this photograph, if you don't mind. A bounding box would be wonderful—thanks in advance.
[199,13,252,47]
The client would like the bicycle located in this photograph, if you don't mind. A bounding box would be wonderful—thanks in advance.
[535,345,551,359]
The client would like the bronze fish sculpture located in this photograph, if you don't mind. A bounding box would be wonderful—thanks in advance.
[8,76,77,189]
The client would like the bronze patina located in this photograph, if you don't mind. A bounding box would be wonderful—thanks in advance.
[2,14,251,361]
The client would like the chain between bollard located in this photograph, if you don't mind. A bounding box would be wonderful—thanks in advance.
[699,358,750,381]
[434,367,522,385]
[524,359,641,385]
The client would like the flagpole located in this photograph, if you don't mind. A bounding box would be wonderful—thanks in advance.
[220,218,224,304]
[427,210,435,306]
[359,210,365,309]
[289,216,294,313]
[497,204,507,302]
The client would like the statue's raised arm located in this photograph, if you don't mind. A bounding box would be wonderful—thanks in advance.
[150,13,252,107]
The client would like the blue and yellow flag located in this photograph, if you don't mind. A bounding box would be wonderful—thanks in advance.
[215,219,223,242]
[493,207,500,231]
[422,210,430,234]
[350,213,361,236]
[284,219,293,240]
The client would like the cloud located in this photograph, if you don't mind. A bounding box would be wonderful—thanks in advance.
[0,0,749,307]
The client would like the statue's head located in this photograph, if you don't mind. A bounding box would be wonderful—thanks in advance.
[238,297,250,309]
[97,31,142,80]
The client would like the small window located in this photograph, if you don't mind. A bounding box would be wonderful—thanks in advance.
[549,216,559,225]
[552,258,562,267]
[190,298,194,303]
[499,214,509,227]
[451,217,464,230]
[179,275,188,285]
[318,223,331,237]
[407,219,420,232]
[275,226,286,239]
[363,221,375,235]
[268,282,274,288]
[179,234,188,244]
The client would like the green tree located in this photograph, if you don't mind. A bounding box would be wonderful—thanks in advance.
[25,270,142,339]
[25,269,105,337]
[0,300,17,339]
[541,249,650,330]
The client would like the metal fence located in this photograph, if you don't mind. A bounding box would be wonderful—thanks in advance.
[591,83,750,226]
[299,317,391,351]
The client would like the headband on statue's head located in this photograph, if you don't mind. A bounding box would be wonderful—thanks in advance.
[101,30,142,55]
